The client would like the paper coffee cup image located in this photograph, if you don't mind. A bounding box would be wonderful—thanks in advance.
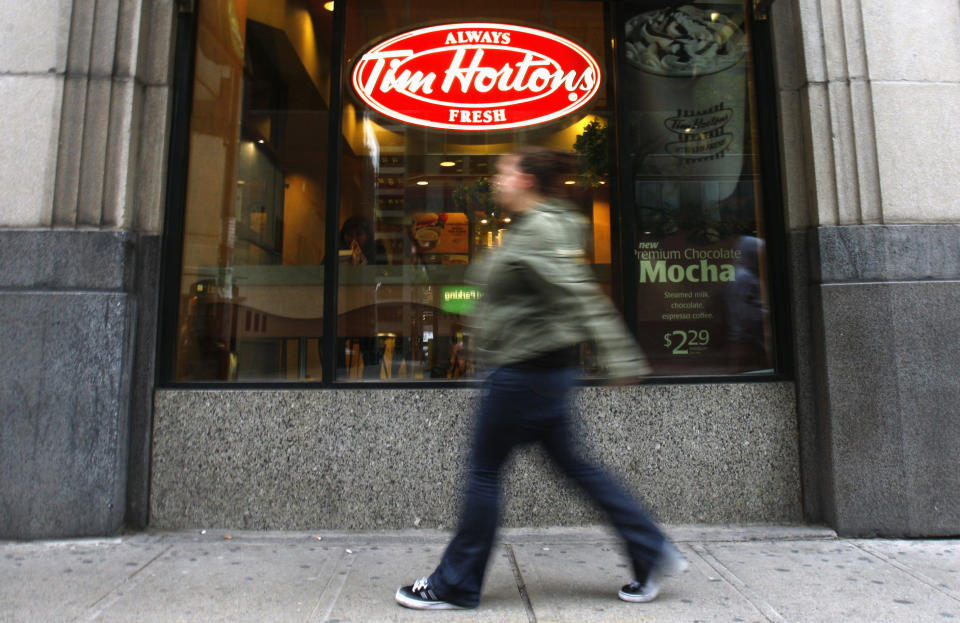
[625,4,747,200]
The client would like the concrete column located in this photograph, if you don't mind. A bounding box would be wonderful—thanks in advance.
[774,0,960,535]
[0,1,176,538]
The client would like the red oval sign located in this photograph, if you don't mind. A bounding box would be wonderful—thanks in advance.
[351,23,602,131]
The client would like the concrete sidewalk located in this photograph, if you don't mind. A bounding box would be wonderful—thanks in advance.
[3,525,959,622]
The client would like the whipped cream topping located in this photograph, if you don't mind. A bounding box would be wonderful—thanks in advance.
[625,5,745,76]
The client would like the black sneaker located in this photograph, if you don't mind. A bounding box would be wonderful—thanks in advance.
[618,578,661,603]
[395,577,466,610]
[619,542,688,603]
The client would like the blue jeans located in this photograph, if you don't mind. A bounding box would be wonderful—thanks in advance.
[428,366,666,608]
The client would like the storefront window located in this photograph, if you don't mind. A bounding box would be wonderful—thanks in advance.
[166,0,782,384]
[336,0,611,380]
[174,0,332,381]
[622,1,776,375]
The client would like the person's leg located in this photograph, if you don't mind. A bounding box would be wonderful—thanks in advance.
[425,367,530,607]
[537,375,666,581]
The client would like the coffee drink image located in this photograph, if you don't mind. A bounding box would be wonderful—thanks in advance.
[625,4,747,201]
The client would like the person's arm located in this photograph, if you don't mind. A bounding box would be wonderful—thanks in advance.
[511,212,651,382]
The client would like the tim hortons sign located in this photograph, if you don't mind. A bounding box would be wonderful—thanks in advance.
[350,23,602,131]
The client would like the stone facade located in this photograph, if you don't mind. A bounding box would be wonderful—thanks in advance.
[150,385,801,530]
[1,0,958,538]
[771,0,960,535]
[0,1,173,538]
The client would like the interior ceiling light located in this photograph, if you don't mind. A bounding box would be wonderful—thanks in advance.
[324,1,335,11]
[564,180,576,185]
[416,180,429,186]
[440,161,457,167]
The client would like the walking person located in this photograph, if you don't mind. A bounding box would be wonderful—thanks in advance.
[395,147,686,610]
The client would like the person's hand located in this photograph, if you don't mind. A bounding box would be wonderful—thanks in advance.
[351,239,368,265]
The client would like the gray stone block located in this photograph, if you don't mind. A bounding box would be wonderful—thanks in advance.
[872,83,960,222]
[102,78,144,228]
[770,0,804,92]
[149,383,801,530]
[815,224,960,284]
[817,280,960,536]
[88,0,122,78]
[138,0,177,87]
[125,235,162,530]
[0,229,135,291]
[0,74,63,227]
[76,77,113,226]
[0,0,71,74]
[136,85,172,234]
[861,0,960,82]
[0,292,133,539]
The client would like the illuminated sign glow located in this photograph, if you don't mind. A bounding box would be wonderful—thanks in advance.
[440,285,482,314]
[350,23,602,131]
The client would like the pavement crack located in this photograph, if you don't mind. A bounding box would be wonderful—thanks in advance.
[504,543,537,623]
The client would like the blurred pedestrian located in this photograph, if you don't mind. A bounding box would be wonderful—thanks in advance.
[395,147,686,610]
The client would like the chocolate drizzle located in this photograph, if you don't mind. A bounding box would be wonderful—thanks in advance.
[625,5,745,76]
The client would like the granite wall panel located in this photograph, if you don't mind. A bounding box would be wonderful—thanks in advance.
[809,224,960,536]
[819,281,960,535]
[0,230,135,290]
[125,234,162,529]
[0,230,156,539]
[150,383,802,530]
[814,225,960,283]
[0,292,133,538]
[787,230,822,522]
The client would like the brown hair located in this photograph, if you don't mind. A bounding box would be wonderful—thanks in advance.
[513,146,577,197]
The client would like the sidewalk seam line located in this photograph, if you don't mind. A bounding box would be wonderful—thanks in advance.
[691,543,789,623]
[307,548,353,623]
[504,543,538,623]
[851,542,960,604]
[75,543,174,622]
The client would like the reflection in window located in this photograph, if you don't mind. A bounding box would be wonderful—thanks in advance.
[623,1,775,375]
[170,0,781,383]
[335,0,612,381]
[175,0,331,381]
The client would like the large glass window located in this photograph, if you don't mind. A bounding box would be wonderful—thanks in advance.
[621,1,777,375]
[166,0,783,384]
[336,0,612,380]
[174,0,332,381]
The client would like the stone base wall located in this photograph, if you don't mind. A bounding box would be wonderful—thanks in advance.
[150,383,802,530]
[806,225,960,536]
[0,230,158,539]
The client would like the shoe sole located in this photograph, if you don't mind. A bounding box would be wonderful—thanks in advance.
[618,584,660,603]
[395,588,466,610]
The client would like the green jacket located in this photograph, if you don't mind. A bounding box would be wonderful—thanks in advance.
[468,199,650,381]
